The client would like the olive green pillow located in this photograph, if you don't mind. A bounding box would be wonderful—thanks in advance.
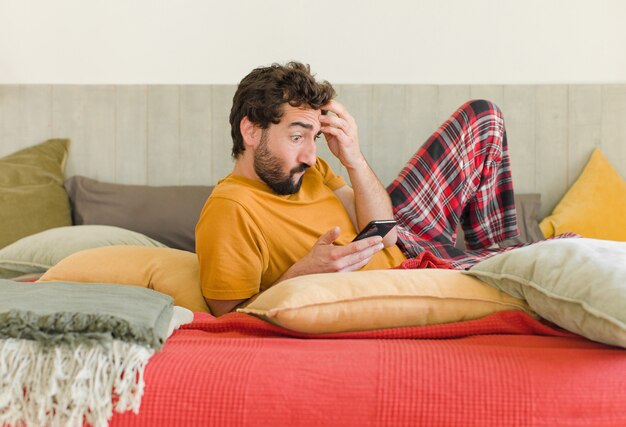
[0,139,72,252]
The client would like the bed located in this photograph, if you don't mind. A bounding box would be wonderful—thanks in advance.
[1,137,626,426]
[110,311,626,426]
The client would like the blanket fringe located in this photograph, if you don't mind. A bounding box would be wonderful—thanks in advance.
[0,338,154,427]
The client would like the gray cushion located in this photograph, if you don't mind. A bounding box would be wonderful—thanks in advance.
[465,237,626,348]
[455,193,543,249]
[65,176,213,252]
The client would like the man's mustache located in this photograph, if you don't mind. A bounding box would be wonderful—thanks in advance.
[290,163,310,175]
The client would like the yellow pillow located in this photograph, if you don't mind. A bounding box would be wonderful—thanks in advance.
[540,149,626,241]
[38,246,209,313]
[238,269,533,334]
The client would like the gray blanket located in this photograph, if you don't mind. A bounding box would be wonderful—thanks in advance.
[0,279,175,427]
[0,279,173,348]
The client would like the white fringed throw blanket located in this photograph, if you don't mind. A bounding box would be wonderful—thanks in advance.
[0,279,174,427]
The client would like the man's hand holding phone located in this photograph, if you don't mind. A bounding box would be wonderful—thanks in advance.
[277,226,385,283]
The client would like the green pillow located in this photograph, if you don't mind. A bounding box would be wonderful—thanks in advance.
[0,225,167,278]
[0,139,72,250]
[465,238,626,348]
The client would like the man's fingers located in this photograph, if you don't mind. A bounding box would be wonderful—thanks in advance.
[338,245,383,271]
[320,125,343,139]
[313,231,383,273]
[317,226,341,246]
[321,100,357,128]
[320,114,349,132]
[352,235,383,250]
[332,237,383,270]
[339,256,373,273]
[322,100,348,118]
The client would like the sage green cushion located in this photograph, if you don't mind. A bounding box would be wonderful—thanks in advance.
[465,238,626,348]
[0,225,167,278]
[0,139,72,251]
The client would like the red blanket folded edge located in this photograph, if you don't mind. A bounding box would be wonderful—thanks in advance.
[395,250,455,270]
[182,310,575,340]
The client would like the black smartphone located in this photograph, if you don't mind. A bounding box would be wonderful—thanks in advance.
[351,220,397,242]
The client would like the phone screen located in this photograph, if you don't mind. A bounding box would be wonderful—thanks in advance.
[352,220,397,242]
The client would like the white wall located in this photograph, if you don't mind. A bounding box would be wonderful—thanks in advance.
[1,0,625,84]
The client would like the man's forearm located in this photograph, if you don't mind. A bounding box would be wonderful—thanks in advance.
[346,158,397,246]
[318,99,397,246]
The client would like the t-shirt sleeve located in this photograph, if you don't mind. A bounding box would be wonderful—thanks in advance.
[316,157,346,191]
[195,196,267,300]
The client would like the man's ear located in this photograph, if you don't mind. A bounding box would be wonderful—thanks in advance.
[240,117,262,149]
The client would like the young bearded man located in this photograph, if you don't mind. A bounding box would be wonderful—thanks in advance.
[196,62,519,316]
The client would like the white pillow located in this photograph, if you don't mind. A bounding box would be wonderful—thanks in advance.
[167,306,194,337]
[465,238,626,348]
[0,225,166,277]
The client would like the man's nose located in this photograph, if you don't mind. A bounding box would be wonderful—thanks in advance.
[298,138,317,166]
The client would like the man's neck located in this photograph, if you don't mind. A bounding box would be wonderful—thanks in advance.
[232,155,261,182]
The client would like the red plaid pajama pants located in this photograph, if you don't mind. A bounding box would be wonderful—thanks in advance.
[387,99,520,269]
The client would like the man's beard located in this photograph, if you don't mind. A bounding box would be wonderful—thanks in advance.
[254,131,310,195]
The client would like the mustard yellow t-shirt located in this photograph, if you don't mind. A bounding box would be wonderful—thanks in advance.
[196,157,406,300]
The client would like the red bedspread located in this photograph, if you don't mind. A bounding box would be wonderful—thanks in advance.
[111,311,626,427]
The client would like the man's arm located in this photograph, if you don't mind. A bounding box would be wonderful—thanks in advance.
[205,298,247,317]
[206,228,384,316]
[321,100,397,247]
[196,197,265,317]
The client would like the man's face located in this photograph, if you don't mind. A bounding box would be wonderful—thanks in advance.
[253,105,322,195]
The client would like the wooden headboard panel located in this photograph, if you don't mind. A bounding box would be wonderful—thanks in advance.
[1,84,624,218]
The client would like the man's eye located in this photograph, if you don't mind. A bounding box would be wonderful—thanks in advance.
[291,135,302,143]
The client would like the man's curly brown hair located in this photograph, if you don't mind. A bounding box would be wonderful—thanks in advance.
[229,62,336,158]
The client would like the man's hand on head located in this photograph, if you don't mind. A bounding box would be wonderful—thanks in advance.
[319,100,367,171]
[277,226,384,283]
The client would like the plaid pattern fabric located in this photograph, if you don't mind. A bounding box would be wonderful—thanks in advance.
[387,99,519,269]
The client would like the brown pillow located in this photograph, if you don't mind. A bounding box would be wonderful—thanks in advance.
[0,139,72,250]
[455,193,543,249]
[65,176,213,252]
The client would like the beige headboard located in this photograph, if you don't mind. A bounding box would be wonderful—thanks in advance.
[1,84,624,218]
